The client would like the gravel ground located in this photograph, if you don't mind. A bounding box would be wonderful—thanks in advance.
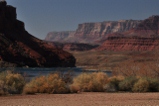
[0,92,159,106]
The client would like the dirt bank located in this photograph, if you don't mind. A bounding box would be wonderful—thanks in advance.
[1,92,159,106]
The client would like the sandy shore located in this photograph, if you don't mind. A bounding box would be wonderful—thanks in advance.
[0,92,159,106]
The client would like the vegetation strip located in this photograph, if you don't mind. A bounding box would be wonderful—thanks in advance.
[1,71,159,95]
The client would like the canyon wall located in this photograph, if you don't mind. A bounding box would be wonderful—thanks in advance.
[96,36,159,51]
[45,20,141,44]
[96,16,159,51]
[45,31,75,42]
[74,20,141,43]
[0,1,76,67]
[45,8,159,51]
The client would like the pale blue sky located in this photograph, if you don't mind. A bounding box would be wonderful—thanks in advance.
[6,0,159,39]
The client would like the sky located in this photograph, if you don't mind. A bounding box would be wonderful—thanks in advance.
[6,0,159,40]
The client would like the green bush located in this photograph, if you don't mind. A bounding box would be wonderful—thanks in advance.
[104,76,125,92]
[132,77,159,92]
[119,76,138,91]
[142,77,159,92]
[70,72,108,92]
[23,73,69,94]
[147,78,159,92]
[0,71,25,95]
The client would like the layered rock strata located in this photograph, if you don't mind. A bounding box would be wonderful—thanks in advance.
[97,36,159,51]
[45,20,141,44]
[96,16,159,51]
[74,20,141,43]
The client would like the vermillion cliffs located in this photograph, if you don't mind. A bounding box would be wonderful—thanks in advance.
[45,15,159,51]
[45,20,141,44]
[74,20,141,44]
[97,15,159,51]
[0,1,76,67]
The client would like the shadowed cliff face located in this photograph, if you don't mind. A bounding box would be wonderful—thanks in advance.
[0,1,76,67]
[96,16,159,51]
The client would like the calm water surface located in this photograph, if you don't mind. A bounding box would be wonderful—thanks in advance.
[0,67,112,80]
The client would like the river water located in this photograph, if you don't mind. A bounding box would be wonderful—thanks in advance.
[0,67,112,81]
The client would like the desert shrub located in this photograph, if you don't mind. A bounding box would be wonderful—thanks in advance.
[0,71,25,95]
[119,76,138,91]
[53,71,74,84]
[70,72,108,92]
[23,73,69,94]
[5,73,25,94]
[132,77,159,92]
[145,77,159,92]
[104,76,125,92]
[0,80,6,95]
[70,73,92,92]
[132,78,149,92]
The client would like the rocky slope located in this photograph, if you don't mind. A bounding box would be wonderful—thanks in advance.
[96,15,159,51]
[0,1,76,67]
[48,42,99,51]
[45,20,141,44]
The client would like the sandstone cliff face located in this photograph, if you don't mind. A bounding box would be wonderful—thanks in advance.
[0,1,76,67]
[97,36,159,51]
[45,20,141,44]
[74,20,141,42]
[96,16,159,51]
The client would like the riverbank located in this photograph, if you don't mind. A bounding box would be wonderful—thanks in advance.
[0,92,159,106]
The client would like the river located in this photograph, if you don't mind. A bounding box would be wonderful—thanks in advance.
[0,67,112,81]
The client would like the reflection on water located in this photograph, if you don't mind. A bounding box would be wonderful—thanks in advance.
[0,67,112,81]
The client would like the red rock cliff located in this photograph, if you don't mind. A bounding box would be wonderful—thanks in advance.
[0,1,76,67]
[96,16,159,51]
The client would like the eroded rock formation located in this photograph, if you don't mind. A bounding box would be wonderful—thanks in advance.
[0,1,76,67]
[74,20,141,43]
[96,16,159,51]
[45,20,141,44]
[45,31,75,43]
